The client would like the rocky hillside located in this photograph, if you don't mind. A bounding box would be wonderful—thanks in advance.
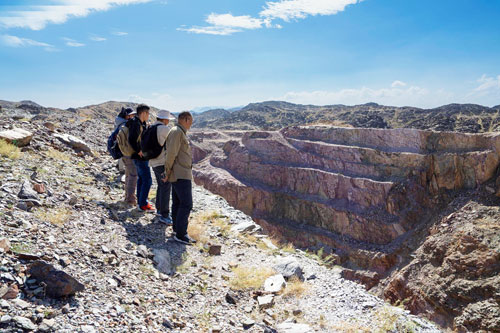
[0,100,160,126]
[190,126,500,332]
[192,101,500,133]
[0,104,442,332]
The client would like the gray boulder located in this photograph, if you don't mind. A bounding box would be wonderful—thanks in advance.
[273,258,304,281]
[153,249,173,275]
[18,181,39,200]
[54,133,91,153]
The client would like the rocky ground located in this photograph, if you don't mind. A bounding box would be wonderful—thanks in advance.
[0,108,443,332]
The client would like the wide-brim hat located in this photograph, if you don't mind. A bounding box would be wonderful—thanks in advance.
[157,110,175,120]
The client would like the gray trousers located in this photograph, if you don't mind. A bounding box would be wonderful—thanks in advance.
[122,156,137,203]
[152,165,172,218]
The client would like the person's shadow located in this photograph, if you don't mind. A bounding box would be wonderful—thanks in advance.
[100,200,188,275]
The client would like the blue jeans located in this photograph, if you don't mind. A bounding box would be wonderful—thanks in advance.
[152,166,171,218]
[171,179,193,237]
[133,160,152,207]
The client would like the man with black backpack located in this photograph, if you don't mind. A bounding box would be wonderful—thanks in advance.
[108,107,137,206]
[128,104,154,212]
[148,110,175,225]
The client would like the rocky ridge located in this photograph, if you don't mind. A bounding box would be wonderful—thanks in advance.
[193,101,500,133]
[0,104,441,332]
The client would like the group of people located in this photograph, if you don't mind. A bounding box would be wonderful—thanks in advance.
[113,104,196,245]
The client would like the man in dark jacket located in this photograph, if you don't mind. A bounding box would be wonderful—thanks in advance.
[128,104,154,211]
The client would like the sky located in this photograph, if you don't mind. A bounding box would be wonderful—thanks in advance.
[0,0,499,112]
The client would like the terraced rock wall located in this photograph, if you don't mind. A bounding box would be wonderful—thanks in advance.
[191,126,500,273]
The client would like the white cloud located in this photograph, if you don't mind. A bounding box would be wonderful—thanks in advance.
[180,0,361,35]
[464,74,500,106]
[206,13,268,29]
[260,0,360,21]
[63,37,85,47]
[391,80,407,88]
[128,92,175,109]
[90,36,106,42]
[177,26,242,36]
[0,0,152,31]
[281,82,455,108]
[473,74,500,92]
[0,34,56,51]
[111,31,128,36]
[178,13,271,36]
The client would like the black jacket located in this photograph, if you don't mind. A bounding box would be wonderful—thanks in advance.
[127,116,147,160]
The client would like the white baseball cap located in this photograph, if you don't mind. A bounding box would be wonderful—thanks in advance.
[157,110,175,120]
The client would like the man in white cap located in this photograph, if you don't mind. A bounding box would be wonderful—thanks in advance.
[150,110,176,224]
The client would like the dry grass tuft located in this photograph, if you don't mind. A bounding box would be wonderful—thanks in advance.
[188,215,209,244]
[35,208,72,226]
[230,266,275,290]
[188,210,229,244]
[46,148,71,161]
[329,321,371,333]
[282,277,309,298]
[0,139,21,159]
[371,305,401,333]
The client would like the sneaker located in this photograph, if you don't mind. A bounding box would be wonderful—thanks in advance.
[173,234,196,245]
[139,203,155,212]
[159,216,173,225]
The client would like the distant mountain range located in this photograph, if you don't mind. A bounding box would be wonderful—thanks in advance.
[192,101,500,133]
[1,99,499,133]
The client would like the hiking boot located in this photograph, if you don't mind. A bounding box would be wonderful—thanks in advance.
[125,199,136,206]
[139,203,155,212]
[159,216,173,225]
[173,234,196,245]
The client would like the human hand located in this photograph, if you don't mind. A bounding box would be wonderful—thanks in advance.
[138,151,144,158]
[161,171,170,182]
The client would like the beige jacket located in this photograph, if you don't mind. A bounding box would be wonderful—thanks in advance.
[149,121,172,168]
[164,124,193,182]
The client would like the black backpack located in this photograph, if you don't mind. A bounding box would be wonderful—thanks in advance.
[107,123,125,160]
[140,124,164,160]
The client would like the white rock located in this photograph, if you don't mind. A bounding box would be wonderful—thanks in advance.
[0,315,11,323]
[38,318,56,332]
[137,245,149,258]
[13,316,37,331]
[231,221,259,233]
[257,294,274,309]
[276,322,313,333]
[0,128,33,147]
[108,278,118,288]
[264,274,286,293]
[12,298,30,309]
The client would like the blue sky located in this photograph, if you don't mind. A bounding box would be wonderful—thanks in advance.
[0,0,499,111]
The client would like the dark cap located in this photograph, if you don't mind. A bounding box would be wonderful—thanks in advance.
[124,107,135,115]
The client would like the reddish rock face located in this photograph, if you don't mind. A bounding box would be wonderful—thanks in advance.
[383,203,500,332]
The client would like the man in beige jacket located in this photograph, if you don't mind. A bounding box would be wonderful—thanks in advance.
[163,111,195,244]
